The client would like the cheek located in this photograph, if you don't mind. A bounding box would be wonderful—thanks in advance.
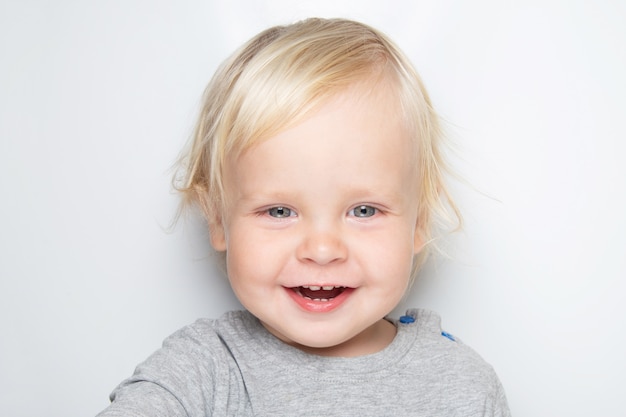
[225,243,266,305]
[354,227,416,276]
[225,225,291,285]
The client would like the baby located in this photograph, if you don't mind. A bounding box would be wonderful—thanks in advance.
[98,18,510,416]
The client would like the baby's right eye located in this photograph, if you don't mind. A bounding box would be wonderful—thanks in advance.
[267,206,293,218]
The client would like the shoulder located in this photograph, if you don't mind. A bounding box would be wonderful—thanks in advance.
[142,310,257,373]
[399,308,489,360]
[389,309,511,415]
[117,311,249,381]
[399,309,506,392]
[104,311,256,416]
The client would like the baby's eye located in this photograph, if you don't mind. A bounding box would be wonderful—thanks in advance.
[351,205,377,218]
[267,206,294,218]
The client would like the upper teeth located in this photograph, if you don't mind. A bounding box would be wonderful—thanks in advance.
[301,285,342,291]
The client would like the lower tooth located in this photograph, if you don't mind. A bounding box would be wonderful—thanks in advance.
[304,296,332,302]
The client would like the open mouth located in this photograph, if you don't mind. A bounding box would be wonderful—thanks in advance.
[292,285,347,302]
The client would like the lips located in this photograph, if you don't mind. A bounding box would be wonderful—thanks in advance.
[286,285,354,313]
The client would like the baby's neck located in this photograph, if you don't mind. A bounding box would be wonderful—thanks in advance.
[289,318,397,358]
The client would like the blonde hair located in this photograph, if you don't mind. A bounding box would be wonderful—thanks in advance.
[175,17,460,277]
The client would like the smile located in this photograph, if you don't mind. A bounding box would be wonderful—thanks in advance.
[286,285,354,313]
[294,285,347,301]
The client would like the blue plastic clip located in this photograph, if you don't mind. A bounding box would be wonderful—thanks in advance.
[441,331,456,341]
[399,315,415,324]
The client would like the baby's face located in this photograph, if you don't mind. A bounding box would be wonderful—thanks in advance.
[213,83,422,356]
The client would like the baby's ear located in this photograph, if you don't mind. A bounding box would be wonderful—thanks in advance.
[413,220,426,255]
[413,233,424,255]
[209,219,227,251]
[203,197,227,251]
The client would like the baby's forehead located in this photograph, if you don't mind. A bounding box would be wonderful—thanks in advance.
[228,86,417,178]
[234,76,414,155]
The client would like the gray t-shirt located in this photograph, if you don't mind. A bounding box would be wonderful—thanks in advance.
[97,309,510,416]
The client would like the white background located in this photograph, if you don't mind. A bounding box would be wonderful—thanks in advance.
[1,1,625,416]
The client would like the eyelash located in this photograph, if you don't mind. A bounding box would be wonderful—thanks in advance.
[265,205,378,219]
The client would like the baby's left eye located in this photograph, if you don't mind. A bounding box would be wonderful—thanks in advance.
[351,205,377,218]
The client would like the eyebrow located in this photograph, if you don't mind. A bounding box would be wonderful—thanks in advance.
[236,190,295,203]
[344,186,406,203]
[237,187,407,207]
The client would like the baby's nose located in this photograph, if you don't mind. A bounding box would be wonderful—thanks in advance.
[295,226,348,265]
